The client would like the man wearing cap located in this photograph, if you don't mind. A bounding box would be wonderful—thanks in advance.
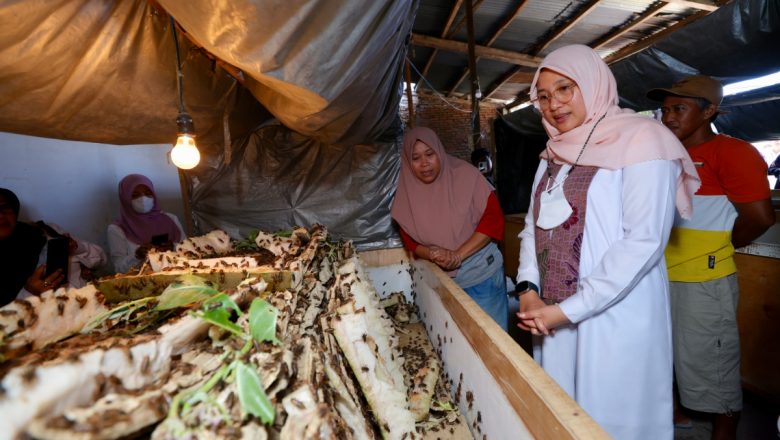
[647,75,774,440]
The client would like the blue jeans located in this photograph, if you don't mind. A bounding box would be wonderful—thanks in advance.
[462,265,508,331]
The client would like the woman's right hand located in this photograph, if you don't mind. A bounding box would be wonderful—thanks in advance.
[24,265,64,295]
[516,290,545,332]
[429,246,461,270]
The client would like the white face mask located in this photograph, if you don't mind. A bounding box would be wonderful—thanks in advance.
[132,196,155,214]
[537,165,573,230]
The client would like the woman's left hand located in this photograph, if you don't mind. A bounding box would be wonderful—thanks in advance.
[517,304,570,336]
[24,265,65,295]
[429,247,461,270]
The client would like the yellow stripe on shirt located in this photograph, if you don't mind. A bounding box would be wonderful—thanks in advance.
[665,227,736,282]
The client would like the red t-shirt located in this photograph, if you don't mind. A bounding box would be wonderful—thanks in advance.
[688,134,770,202]
[399,192,504,252]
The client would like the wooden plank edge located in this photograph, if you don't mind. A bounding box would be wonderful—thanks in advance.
[418,259,609,440]
[358,248,608,439]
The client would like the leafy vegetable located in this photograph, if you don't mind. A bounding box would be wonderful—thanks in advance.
[431,399,457,412]
[236,361,275,424]
[192,293,244,337]
[81,297,156,333]
[161,281,277,431]
[155,283,220,311]
[234,229,261,251]
[82,276,224,335]
[205,293,243,316]
[248,299,282,345]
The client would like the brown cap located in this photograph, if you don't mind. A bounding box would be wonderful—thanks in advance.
[647,75,723,106]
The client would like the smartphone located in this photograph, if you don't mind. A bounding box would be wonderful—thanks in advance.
[152,233,169,246]
[45,237,70,284]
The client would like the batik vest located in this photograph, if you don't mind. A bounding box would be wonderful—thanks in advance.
[533,163,599,303]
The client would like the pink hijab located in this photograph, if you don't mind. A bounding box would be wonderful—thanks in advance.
[530,44,699,219]
[113,174,182,245]
[391,127,493,250]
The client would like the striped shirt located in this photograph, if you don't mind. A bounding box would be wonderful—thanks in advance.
[666,135,769,282]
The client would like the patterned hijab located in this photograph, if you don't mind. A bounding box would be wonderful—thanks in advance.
[113,174,182,245]
[530,44,700,219]
[391,127,492,250]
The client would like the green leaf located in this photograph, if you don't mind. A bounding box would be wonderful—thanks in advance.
[234,229,261,251]
[248,299,282,345]
[235,361,274,424]
[81,297,156,333]
[431,399,457,412]
[191,293,245,337]
[198,307,244,336]
[273,229,292,238]
[155,283,220,311]
[205,293,243,316]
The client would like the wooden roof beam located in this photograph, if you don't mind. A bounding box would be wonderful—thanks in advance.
[663,0,718,12]
[446,0,487,41]
[485,0,601,100]
[419,0,464,81]
[446,0,531,96]
[485,1,530,47]
[603,9,712,64]
[504,90,531,111]
[411,33,543,68]
[533,0,602,55]
[503,7,716,110]
[418,0,486,88]
[588,1,669,49]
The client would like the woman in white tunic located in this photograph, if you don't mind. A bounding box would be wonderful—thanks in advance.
[514,45,700,440]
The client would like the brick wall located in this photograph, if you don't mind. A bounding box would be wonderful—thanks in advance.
[400,90,499,163]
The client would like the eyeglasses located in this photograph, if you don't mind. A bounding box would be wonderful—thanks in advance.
[533,83,578,109]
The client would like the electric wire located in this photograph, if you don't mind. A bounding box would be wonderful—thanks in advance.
[170,16,185,114]
[405,57,472,114]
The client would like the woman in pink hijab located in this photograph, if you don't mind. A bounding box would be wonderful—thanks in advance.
[391,127,508,330]
[514,45,699,440]
[107,174,185,273]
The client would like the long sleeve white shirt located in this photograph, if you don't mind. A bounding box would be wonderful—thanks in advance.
[106,212,185,274]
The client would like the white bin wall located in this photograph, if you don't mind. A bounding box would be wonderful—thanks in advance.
[366,261,534,440]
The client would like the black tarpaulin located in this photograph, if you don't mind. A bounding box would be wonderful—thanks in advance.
[611,0,780,142]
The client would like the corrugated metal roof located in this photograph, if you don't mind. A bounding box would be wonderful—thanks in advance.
[410,0,722,106]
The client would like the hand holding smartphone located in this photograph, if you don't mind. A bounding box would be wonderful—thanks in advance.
[45,237,70,284]
[151,233,169,246]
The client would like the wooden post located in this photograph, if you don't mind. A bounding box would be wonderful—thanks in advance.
[177,168,194,236]
[465,0,481,149]
[405,59,415,128]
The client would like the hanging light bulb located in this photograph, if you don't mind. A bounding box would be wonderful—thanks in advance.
[169,17,200,170]
[171,112,200,169]
[171,134,200,169]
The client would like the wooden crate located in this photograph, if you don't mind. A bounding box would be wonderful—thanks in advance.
[736,252,780,403]
[360,248,608,440]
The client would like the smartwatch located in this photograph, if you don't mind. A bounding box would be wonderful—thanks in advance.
[514,281,539,298]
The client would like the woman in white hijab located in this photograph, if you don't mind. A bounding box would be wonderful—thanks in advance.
[514,45,699,440]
